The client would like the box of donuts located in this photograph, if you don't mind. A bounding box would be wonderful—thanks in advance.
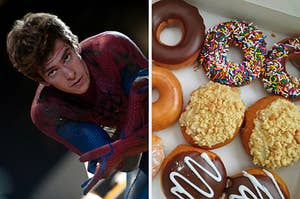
[151,0,300,198]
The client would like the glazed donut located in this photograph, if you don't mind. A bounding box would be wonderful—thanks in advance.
[262,36,300,99]
[152,134,165,177]
[179,81,245,149]
[225,168,290,199]
[200,20,267,86]
[152,66,183,131]
[152,0,205,69]
[160,144,227,199]
[241,95,300,169]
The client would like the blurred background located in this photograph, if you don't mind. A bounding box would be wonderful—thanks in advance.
[0,0,148,198]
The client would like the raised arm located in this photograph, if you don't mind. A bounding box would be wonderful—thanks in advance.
[78,32,149,194]
[80,31,148,94]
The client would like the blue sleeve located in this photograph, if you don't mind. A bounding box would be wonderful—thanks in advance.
[56,121,112,154]
[56,121,112,173]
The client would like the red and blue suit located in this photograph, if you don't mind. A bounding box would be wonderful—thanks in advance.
[30,31,148,197]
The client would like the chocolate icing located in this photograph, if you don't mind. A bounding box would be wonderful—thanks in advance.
[226,173,287,198]
[152,0,205,65]
[161,151,226,199]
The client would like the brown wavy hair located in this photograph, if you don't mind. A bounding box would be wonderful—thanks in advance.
[7,12,79,82]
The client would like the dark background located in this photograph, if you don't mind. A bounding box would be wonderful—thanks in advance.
[0,0,148,198]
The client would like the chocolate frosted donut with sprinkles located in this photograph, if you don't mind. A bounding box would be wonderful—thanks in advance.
[199,20,267,86]
[161,144,227,199]
[262,37,300,99]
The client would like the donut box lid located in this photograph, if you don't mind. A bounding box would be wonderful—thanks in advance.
[185,0,300,35]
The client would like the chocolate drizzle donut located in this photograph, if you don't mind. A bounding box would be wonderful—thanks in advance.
[225,168,290,199]
[161,145,227,199]
[152,0,205,69]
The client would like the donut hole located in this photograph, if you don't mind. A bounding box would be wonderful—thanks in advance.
[152,88,160,103]
[285,57,300,79]
[227,46,243,65]
[157,19,183,46]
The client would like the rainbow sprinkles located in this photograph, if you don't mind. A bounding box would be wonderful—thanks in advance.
[263,37,300,99]
[200,20,267,87]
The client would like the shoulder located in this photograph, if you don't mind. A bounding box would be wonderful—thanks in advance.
[81,31,131,44]
[80,31,137,50]
[30,85,64,127]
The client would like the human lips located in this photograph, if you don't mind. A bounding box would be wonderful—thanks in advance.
[71,76,83,87]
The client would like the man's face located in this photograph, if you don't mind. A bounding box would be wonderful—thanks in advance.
[39,39,90,94]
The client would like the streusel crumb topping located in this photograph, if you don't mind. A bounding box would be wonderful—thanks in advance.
[179,81,245,147]
[249,98,300,169]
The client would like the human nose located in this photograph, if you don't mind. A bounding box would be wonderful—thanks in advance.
[62,65,76,80]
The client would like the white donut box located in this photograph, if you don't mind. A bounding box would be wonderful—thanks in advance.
[151,0,300,198]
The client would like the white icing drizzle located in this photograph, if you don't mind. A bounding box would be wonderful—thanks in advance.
[169,152,222,198]
[263,169,285,199]
[229,169,285,199]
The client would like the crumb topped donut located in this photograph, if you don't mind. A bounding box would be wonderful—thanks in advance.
[225,168,290,199]
[263,37,300,99]
[200,20,267,86]
[179,81,246,149]
[161,144,227,199]
[152,0,205,69]
[241,95,300,169]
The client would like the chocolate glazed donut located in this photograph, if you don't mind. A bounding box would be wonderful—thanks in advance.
[225,168,290,199]
[161,145,227,199]
[152,0,205,69]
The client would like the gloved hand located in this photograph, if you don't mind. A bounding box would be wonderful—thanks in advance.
[133,68,148,93]
[79,126,148,195]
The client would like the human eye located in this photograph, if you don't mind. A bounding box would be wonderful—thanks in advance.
[63,53,71,63]
[47,69,58,77]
